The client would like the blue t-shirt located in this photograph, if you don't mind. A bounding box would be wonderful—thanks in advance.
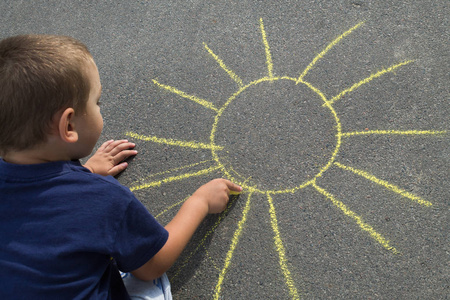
[0,159,168,299]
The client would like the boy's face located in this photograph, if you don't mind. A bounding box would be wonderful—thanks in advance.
[74,60,103,157]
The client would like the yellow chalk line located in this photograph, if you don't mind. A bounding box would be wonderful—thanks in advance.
[267,193,300,299]
[204,42,244,87]
[204,246,221,271]
[260,18,274,79]
[340,130,447,137]
[155,196,189,219]
[130,165,221,191]
[297,21,364,83]
[129,159,215,187]
[334,162,433,206]
[152,79,219,112]
[170,196,237,281]
[210,76,342,195]
[327,60,414,105]
[125,131,223,150]
[312,181,400,254]
[214,192,253,300]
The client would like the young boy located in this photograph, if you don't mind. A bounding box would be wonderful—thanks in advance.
[0,35,241,299]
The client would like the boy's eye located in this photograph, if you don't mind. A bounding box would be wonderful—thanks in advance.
[97,101,101,106]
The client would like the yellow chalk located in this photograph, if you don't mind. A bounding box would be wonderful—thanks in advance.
[312,181,400,254]
[126,131,223,150]
[260,18,274,79]
[327,60,414,106]
[214,192,253,300]
[340,130,446,137]
[130,165,221,191]
[204,42,244,87]
[267,193,300,299]
[129,159,215,187]
[297,21,364,83]
[152,79,219,112]
[334,162,432,206]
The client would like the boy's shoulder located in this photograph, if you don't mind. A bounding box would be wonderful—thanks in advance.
[0,158,145,239]
[66,160,128,189]
[2,158,111,180]
[0,159,134,203]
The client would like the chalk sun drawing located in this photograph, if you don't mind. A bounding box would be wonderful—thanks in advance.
[126,19,446,299]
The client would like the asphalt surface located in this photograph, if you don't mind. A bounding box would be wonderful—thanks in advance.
[1,1,448,299]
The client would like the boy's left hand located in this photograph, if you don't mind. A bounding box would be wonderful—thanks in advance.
[83,139,137,176]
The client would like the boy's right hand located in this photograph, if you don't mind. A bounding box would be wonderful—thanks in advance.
[130,178,242,281]
[191,179,242,214]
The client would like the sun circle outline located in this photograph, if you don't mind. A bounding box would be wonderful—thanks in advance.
[210,76,342,194]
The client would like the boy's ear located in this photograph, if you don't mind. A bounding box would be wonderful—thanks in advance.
[58,107,78,143]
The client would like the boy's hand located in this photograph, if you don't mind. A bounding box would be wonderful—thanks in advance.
[191,178,242,214]
[131,178,242,281]
[83,140,137,176]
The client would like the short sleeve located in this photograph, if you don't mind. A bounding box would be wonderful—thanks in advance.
[111,195,168,272]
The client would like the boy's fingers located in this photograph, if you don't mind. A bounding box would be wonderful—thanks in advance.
[225,180,242,194]
[109,142,136,156]
[108,162,128,176]
[113,149,137,164]
[104,139,130,152]
[98,139,114,151]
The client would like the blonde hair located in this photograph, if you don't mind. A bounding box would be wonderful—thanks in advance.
[0,34,93,155]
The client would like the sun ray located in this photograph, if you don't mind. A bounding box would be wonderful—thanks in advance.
[311,181,400,254]
[152,79,219,112]
[203,42,244,87]
[267,193,300,300]
[340,130,447,137]
[130,165,221,192]
[297,21,364,84]
[334,162,433,206]
[125,131,223,150]
[259,18,274,79]
[170,196,238,281]
[155,196,189,219]
[130,159,215,187]
[327,60,414,106]
[203,247,221,271]
[214,192,253,300]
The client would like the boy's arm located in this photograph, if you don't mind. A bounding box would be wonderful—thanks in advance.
[84,139,137,176]
[131,179,242,281]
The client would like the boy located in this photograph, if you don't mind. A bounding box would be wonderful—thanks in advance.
[0,35,241,299]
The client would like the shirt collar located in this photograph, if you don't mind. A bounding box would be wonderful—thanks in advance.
[0,159,84,180]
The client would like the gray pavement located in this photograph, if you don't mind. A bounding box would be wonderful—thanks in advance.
[1,1,448,299]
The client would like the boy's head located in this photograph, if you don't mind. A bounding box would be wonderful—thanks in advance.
[0,34,98,157]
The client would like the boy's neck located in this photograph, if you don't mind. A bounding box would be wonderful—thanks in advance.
[2,140,75,165]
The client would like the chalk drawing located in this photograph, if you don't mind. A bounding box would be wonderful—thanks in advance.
[126,18,446,299]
